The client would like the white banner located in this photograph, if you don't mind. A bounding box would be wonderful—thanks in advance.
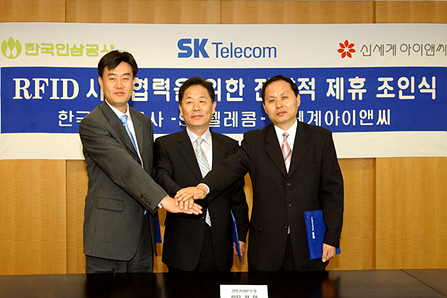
[1,23,446,159]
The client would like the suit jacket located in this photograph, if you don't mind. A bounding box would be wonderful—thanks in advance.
[202,122,344,271]
[79,102,167,261]
[153,129,249,271]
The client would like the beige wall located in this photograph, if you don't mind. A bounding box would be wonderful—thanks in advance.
[0,0,446,275]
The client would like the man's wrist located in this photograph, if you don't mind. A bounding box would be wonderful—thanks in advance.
[159,195,169,209]
[198,183,210,195]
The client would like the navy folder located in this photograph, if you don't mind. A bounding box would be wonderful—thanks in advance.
[304,210,340,260]
[231,210,242,262]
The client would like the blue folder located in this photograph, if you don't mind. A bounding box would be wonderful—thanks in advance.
[155,213,162,243]
[231,210,242,262]
[304,210,340,260]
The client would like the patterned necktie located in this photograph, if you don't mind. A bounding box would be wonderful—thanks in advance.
[120,115,138,153]
[194,137,212,227]
[281,132,292,173]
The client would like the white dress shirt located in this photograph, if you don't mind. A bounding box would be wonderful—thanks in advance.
[186,128,213,170]
[274,119,298,152]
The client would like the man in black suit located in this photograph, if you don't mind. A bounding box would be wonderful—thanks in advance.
[153,76,249,272]
[176,75,343,271]
[79,51,201,273]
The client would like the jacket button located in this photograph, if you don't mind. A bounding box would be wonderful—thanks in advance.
[288,203,292,208]
[286,182,291,187]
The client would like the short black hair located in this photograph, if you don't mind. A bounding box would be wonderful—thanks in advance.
[97,50,138,78]
[178,76,216,104]
[261,75,299,103]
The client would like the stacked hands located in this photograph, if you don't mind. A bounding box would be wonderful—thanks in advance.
[175,185,208,210]
[159,185,207,215]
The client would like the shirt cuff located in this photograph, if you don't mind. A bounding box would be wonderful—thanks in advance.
[198,183,210,195]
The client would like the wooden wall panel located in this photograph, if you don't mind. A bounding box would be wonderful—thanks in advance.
[327,158,375,270]
[376,1,447,23]
[375,157,447,269]
[221,1,374,24]
[0,0,65,22]
[0,160,67,275]
[66,0,221,24]
[66,160,88,274]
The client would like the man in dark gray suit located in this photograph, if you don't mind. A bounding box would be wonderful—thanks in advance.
[153,77,249,272]
[79,50,202,274]
[176,75,344,271]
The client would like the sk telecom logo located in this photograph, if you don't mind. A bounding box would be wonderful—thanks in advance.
[338,40,355,58]
[1,37,22,59]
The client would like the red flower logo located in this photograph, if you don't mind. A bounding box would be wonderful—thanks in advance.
[338,40,355,58]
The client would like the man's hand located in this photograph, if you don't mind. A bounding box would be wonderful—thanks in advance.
[177,198,196,210]
[160,196,202,215]
[233,241,246,256]
[175,185,207,203]
[322,243,336,262]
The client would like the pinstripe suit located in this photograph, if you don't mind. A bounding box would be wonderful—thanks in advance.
[79,102,167,270]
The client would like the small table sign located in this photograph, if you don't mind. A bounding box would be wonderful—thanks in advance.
[220,284,268,298]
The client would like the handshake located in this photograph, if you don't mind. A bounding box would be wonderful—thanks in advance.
[159,185,208,215]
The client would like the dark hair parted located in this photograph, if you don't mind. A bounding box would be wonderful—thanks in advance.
[178,76,216,104]
[97,50,138,78]
[261,75,299,103]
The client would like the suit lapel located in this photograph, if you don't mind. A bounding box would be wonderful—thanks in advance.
[177,129,203,181]
[211,132,226,166]
[288,121,309,176]
[130,108,144,155]
[264,124,288,177]
[99,102,139,157]
[207,132,226,203]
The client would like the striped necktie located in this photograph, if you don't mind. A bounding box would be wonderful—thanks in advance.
[281,132,292,172]
[194,137,212,227]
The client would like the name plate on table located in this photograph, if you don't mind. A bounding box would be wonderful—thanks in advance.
[220,285,268,298]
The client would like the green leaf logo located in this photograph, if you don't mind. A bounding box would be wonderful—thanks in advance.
[1,37,22,59]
